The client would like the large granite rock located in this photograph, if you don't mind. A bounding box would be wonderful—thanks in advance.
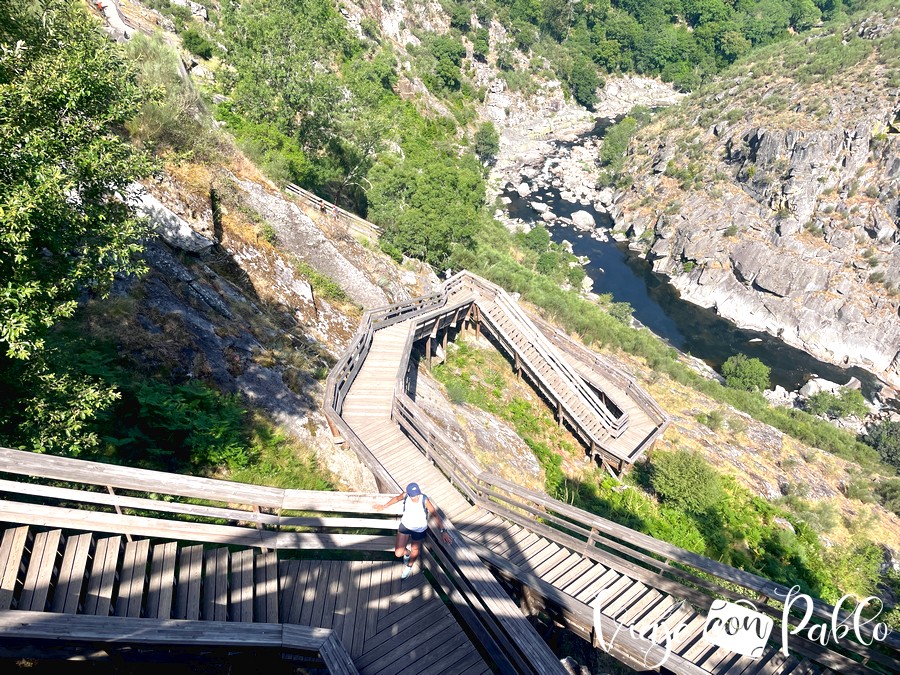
[611,16,900,388]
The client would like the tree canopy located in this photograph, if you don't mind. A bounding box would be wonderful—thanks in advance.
[0,0,154,362]
[721,353,771,391]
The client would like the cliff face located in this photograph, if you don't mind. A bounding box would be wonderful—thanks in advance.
[611,15,900,389]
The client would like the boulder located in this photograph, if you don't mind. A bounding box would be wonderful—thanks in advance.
[516,182,531,197]
[571,210,595,230]
[530,201,548,213]
[131,189,214,253]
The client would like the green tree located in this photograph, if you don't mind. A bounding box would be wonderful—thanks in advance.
[180,27,213,59]
[651,450,724,514]
[721,353,770,391]
[473,27,490,60]
[806,388,867,419]
[474,121,500,164]
[865,420,900,470]
[0,0,154,454]
[568,56,601,108]
[0,0,153,362]
[522,225,551,252]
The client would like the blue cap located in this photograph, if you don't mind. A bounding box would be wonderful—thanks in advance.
[406,482,421,497]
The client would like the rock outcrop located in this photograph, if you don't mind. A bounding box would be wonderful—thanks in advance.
[611,17,900,388]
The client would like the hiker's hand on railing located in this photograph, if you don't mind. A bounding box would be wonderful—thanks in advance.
[441,530,453,545]
[373,503,386,511]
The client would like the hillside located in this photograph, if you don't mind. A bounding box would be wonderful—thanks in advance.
[609,8,900,389]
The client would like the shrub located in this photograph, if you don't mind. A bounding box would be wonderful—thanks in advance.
[650,450,724,514]
[721,353,770,392]
[522,226,551,252]
[865,420,900,469]
[875,478,900,515]
[806,388,867,419]
[181,28,214,59]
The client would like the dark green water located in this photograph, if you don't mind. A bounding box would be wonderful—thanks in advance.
[503,183,883,397]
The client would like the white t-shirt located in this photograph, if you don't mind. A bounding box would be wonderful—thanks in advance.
[400,494,428,532]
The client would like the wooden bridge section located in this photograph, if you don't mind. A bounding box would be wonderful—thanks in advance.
[0,449,489,675]
[325,270,899,675]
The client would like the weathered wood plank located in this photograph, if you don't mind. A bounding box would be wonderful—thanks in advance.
[146,541,178,619]
[83,536,120,616]
[19,529,62,612]
[174,544,203,621]
[50,532,92,614]
[254,551,278,623]
[114,538,149,618]
[203,547,229,622]
[230,549,254,623]
[0,526,29,610]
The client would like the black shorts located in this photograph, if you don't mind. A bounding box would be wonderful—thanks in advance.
[398,523,427,541]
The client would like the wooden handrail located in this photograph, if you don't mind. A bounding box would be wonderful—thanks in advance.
[0,447,402,517]
[0,611,358,674]
[389,394,900,666]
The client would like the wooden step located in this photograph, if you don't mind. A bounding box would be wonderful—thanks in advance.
[20,529,63,611]
[203,547,229,621]
[83,536,121,616]
[174,544,203,620]
[50,532,92,614]
[0,526,30,609]
[115,538,149,618]
[146,541,177,619]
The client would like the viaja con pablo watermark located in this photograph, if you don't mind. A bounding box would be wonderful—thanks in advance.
[593,584,893,669]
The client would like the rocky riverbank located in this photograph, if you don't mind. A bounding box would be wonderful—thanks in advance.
[487,76,684,216]
[609,17,900,393]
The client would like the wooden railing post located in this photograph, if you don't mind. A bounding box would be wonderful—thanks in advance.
[106,486,132,542]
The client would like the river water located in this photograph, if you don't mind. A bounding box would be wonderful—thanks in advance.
[501,163,883,398]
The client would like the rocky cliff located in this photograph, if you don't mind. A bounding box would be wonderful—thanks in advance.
[610,14,900,390]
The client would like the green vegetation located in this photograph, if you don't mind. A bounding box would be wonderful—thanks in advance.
[806,387,868,419]
[866,420,900,470]
[124,33,216,156]
[0,0,153,363]
[434,343,882,600]
[181,27,214,59]
[721,353,771,392]
[474,121,500,165]
[650,450,724,514]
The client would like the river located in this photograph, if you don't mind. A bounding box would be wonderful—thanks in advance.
[501,160,884,399]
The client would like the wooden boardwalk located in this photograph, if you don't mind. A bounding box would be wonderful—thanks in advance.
[343,326,744,674]
[330,272,896,674]
[0,519,489,675]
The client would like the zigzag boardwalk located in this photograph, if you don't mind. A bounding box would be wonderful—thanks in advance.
[329,271,898,675]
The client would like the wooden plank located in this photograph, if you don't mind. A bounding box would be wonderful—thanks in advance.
[83,536,120,616]
[331,560,353,638]
[298,560,323,626]
[278,560,299,623]
[309,559,334,628]
[50,532,92,614]
[339,560,363,653]
[230,549,255,623]
[350,561,374,658]
[146,542,178,619]
[115,538,149,618]
[203,547,229,622]
[19,529,62,611]
[289,560,312,624]
[175,544,203,621]
[356,613,458,672]
[0,526,29,609]
[254,551,278,623]
[394,625,472,675]
[321,560,346,631]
